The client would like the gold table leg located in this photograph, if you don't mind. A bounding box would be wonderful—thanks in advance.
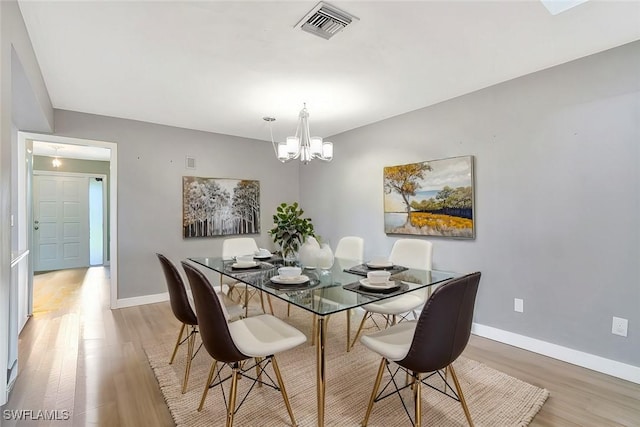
[316,315,328,426]
[346,309,351,352]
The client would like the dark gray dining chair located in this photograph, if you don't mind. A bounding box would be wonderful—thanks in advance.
[182,261,306,427]
[157,253,199,394]
[359,271,481,427]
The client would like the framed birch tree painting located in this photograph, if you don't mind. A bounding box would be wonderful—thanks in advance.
[383,155,475,239]
[183,176,260,238]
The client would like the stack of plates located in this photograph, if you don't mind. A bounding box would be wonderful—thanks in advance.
[366,260,393,269]
[271,275,310,285]
[253,252,272,260]
[359,278,398,290]
[231,261,258,269]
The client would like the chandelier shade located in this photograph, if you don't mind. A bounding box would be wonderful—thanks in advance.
[265,104,333,164]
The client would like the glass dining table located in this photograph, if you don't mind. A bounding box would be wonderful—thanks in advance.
[188,255,459,427]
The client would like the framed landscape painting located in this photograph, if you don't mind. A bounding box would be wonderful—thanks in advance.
[383,155,475,239]
[183,176,260,238]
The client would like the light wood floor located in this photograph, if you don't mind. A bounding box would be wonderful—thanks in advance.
[3,267,639,426]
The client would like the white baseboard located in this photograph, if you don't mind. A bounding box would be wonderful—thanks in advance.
[115,292,169,309]
[113,285,223,310]
[472,323,640,384]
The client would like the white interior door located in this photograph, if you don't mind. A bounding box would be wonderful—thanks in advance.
[33,175,90,271]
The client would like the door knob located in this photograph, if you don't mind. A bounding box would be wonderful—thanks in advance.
[34,220,39,230]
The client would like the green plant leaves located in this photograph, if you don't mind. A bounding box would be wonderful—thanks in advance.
[268,202,316,257]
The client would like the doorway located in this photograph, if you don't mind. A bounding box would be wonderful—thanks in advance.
[17,132,118,312]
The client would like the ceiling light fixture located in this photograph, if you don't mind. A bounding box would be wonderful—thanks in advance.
[52,146,62,168]
[264,103,333,164]
[540,0,589,15]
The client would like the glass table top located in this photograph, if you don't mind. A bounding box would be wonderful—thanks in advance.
[189,256,458,317]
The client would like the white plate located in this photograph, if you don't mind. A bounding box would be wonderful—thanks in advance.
[366,261,393,269]
[232,262,258,269]
[253,254,272,260]
[271,274,310,285]
[359,278,397,290]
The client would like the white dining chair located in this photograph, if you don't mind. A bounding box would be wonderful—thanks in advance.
[334,236,364,261]
[350,238,433,349]
[221,237,273,316]
[304,236,366,351]
[333,236,365,351]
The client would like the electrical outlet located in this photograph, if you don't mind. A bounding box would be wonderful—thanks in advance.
[612,317,628,337]
[514,298,524,313]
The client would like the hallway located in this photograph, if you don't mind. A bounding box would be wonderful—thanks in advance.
[4,267,174,426]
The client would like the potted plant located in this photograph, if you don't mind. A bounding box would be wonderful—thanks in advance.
[268,202,315,263]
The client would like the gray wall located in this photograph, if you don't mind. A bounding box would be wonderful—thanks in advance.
[300,41,640,366]
[1,0,53,405]
[53,110,300,299]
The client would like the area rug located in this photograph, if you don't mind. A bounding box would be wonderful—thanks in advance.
[145,305,548,426]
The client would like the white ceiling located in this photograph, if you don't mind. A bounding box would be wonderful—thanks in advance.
[18,1,640,144]
[32,141,111,161]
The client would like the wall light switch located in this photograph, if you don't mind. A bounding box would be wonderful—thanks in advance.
[514,298,524,313]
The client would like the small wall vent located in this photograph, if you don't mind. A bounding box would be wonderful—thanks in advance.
[185,156,196,169]
[296,2,358,40]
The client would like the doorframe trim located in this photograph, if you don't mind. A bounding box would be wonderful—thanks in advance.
[18,132,118,309]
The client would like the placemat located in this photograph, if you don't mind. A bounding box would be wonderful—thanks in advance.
[344,263,408,276]
[265,278,318,291]
[224,261,276,273]
[343,281,409,297]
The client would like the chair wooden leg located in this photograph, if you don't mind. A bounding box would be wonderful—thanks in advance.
[287,302,291,317]
[244,287,249,317]
[362,358,386,426]
[443,366,449,392]
[414,372,422,427]
[255,357,263,388]
[181,327,196,393]
[198,360,218,411]
[350,311,370,350]
[169,323,186,364]
[449,364,474,427]
[266,294,274,315]
[226,364,240,427]
[227,284,237,302]
[271,356,297,426]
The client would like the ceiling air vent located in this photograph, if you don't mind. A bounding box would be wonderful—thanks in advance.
[296,2,358,40]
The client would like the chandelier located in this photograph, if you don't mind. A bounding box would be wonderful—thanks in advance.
[264,103,333,164]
